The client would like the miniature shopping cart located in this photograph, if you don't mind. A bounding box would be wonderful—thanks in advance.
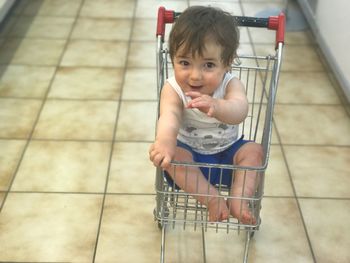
[154,6,285,263]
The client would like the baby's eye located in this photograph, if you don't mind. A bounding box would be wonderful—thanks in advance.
[204,62,216,69]
[179,60,190,66]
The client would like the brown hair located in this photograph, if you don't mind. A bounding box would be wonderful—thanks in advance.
[168,6,240,67]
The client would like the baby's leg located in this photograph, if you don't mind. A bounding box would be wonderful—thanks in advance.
[227,142,263,224]
[166,146,229,222]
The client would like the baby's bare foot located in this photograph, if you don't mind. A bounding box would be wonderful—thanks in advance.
[207,197,229,222]
[227,196,256,225]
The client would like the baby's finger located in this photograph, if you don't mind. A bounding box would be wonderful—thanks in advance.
[207,106,215,117]
[149,147,157,161]
[160,155,172,170]
[152,152,164,167]
[185,91,202,98]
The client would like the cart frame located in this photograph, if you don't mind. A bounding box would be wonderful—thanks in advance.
[154,6,285,263]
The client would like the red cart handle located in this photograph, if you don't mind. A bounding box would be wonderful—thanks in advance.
[156,6,285,48]
[267,13,286,48]
[156,6,176,40]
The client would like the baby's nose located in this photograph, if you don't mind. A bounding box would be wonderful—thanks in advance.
[190,68,202,80]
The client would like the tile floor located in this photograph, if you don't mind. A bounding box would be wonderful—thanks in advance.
[0,0,349,262]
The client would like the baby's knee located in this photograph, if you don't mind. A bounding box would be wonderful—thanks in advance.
[234,143,263,166]
[252,144,264,162]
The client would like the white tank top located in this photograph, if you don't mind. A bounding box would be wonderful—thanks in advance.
[167,72,239,154]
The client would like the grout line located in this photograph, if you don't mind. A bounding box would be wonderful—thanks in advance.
[91,1,139,261]
[0,137,155,144]
[272,120,317,263]
[1,190,156,196]
[0,95,344,106]
[262,195,350,201]
[0,96,158,103]
[2,190,348,200]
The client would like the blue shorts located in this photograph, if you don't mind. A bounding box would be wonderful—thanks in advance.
[164,135,251,188]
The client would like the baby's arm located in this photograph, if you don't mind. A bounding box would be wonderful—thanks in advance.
[149,83,183,169]
[186,78,248,125]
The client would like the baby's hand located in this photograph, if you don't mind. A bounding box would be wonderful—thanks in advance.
[185,91,217,117]
[149,140,175,169]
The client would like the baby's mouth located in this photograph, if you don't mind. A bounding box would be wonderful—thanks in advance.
[189,85,203,90]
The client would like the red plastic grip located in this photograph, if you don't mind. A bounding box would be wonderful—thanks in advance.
[268,12,286,48]
[156,6,175,39]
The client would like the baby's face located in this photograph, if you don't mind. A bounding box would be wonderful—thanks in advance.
[173,41,229,96]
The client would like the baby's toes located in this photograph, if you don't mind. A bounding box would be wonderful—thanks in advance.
[241,211,256,225]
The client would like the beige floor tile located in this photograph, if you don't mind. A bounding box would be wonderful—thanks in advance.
[128,42,156,68]
[0,140,26,191]
[249,28,314,45]
[12,141,111,192]
[249,27,275,45]
[299,199,350,263]
[71,18,132,41]
[239,27,250,44]
[108,142,155,193]
[280,45,324,72]
[135,0,188,18]
[284,30,315,45]
[248,197,313,262]
[95,195,160,263]
[22,0,82,16]
[204,228,246,263]
[116,101,157,141]
[8,16,75,39]
[164,227,205,263]
[0,193,102,262]
[254,44,325,72]
[237,43,254,57]
[33,100,118,140]
[80,0,136,18]
[274,105,350,145]
[49,67,124,100]
[132,19,157,41]
[0,65,55,98]
[284,146,350,198]
[264,145,294,197]
[122,68,157,100]
[276,72,341,104]
[0,38,66,66]
[0,98,42,139]
[61,40,128,67]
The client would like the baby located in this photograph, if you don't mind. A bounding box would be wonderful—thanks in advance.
[149,6,263,224]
